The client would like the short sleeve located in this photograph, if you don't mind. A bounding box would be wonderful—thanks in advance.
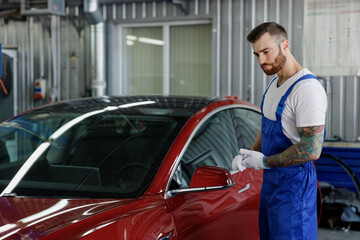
[291,80,327,127]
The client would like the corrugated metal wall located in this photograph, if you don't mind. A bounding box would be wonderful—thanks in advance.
[103,0,305,101]
[0,9,91,114]
[0,0,359,141]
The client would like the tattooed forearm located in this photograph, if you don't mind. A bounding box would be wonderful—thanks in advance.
[264,125,324,168]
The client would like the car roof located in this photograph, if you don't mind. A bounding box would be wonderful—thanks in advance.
[32,96,225,115]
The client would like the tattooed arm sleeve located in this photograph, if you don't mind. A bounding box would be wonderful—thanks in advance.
[263,125,325,168]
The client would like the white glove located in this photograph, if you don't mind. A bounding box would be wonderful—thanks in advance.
[240,149,270,170]
[232,154,247,171]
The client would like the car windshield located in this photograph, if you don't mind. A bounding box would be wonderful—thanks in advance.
[0,103,191,199]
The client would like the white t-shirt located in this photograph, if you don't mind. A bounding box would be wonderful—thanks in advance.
[262,68,327,144]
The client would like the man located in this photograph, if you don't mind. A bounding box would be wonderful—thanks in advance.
[232,22,327,240]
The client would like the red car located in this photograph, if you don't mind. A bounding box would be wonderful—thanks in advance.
[0,96,263,240]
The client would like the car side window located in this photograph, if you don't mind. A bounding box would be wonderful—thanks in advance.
[232,108,261,149]
[173,110,238,189]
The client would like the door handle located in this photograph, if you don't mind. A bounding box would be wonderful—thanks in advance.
[238,183,250,193]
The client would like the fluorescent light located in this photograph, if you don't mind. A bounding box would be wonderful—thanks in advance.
[138,37,164,46]
[81,221,115,237]
[26,200,118,227]
[0,142,51,196]
[126,35,137,41]
[104,106,118,111]
[126,40,134,46]
[119,101,155,108]
[0,100,156,195]
[0,229,20,240]
[0,106,121,195]
[49,109,105,140]
[126,35,163,46]
[0,224,16,233]
[20,200,69,223]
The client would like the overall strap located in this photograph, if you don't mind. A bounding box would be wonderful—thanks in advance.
[260,76,278,114]
[275,74,318,121]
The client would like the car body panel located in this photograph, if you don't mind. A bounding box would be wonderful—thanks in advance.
[0,196,162,239]
[167,168,262,240]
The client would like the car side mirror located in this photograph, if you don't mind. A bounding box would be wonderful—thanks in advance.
[165,166,235,199]
[189,166,234,188]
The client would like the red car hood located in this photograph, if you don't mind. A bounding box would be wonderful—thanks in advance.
[0,196,161,239]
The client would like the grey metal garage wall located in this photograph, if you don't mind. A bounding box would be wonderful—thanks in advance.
[104,0,359,142]
[0,0,358,141]
[0,9,91,114]
[104,0,305,103]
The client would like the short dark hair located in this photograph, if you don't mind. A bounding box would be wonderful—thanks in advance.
[247,22,288,44]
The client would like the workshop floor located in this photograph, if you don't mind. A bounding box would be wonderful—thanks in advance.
[318,228,360,239]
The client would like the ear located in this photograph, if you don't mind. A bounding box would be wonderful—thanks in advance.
[281,39,289,51]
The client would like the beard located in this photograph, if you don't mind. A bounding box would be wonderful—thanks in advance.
[261,49,286,75]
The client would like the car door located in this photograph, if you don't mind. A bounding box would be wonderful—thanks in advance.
[165,108,262,240]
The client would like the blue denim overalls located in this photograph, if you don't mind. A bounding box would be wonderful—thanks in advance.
[259,74,318,240]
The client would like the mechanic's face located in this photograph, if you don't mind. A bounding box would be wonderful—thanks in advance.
[252,33,286,75]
